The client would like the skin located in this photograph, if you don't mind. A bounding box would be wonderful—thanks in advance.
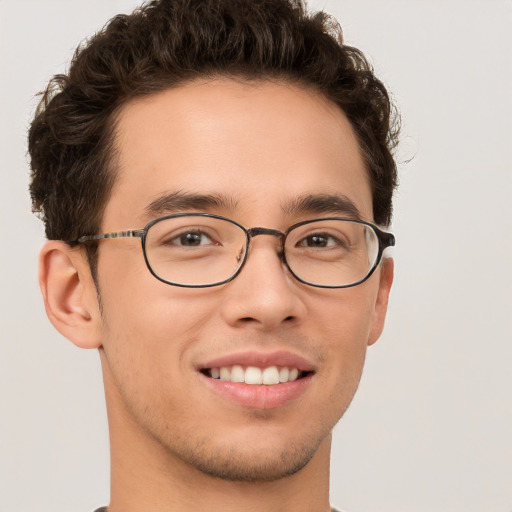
[39,78,393,512]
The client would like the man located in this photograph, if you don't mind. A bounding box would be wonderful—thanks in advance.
[28,0,398,510]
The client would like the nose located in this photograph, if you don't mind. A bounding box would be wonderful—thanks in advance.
[219,234,307,330]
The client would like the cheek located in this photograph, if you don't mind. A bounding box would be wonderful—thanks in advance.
[311,284,376,338]
[100,285,215,363]
[97,245,215,342]
[97,282,221,432]
[308,286,378,375]
[96,250,217,386]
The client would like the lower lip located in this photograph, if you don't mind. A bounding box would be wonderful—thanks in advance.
[200,373,313,410]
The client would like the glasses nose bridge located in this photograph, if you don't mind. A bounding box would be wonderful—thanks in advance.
[245,227,286,260]
[246,226,285,240]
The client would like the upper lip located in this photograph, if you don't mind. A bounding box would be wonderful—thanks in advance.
[199,350,316,372]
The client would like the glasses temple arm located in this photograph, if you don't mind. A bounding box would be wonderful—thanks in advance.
[77,229,145,244]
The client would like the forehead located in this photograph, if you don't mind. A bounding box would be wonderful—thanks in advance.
[104,78,372,228]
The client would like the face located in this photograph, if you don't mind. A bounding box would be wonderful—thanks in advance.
[93,78,392,482]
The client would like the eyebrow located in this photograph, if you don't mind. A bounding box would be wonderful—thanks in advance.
[144,190,238,218]
[143,190,362,222]
[283,193,363,219]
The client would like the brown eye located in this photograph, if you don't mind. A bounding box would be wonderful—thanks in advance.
[298,233,345,249]
[179,232,205,246]
[165,229,216,247]
[302,234,328,247]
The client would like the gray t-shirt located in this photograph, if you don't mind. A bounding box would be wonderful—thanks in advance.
[95,508,344,511]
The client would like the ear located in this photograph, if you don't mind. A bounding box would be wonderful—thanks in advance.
[367,257,394,346]
[39,241,102,349]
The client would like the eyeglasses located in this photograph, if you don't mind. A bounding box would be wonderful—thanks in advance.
[77,213,395,288]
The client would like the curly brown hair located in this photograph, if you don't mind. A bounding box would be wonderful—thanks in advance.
[28,0,399,253]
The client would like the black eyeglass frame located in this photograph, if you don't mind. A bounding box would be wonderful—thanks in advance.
[77,213,395,289]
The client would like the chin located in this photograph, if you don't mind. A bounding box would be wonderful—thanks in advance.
[175,436,321,482]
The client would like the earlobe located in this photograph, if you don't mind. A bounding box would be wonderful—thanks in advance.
[367,257,394,346]
[39,241,102,349]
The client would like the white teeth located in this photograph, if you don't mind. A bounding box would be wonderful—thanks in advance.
[210,365,304,385]
[262,366,280,385]
[231,365,245,383]
[279,367,289,382]
[245,366,263,384]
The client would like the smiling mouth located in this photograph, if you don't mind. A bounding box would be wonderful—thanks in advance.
[201,365,312,385]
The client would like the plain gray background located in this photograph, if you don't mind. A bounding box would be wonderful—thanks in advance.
[0,1,511,511]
